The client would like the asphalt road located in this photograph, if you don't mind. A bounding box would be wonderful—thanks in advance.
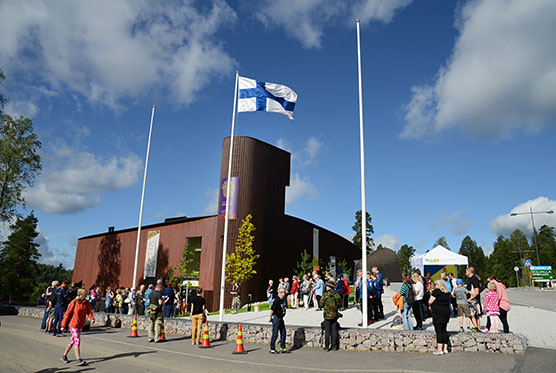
[1,316,556,373]
[505,288,556,312]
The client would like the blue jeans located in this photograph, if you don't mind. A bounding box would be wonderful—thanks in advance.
[268,295,273,307]
[270,316,286,350]
[41,307,48,329]
[54,304,66,334]
[163,303,173,318]
[402,302,414,330]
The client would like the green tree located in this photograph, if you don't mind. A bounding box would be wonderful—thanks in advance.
[352,210,374,254]
[433,237,450,250]
[537,225,556,274]
[0,115,42,222]
[337,258,352,277]
[168,243,197,289]
[32,263,73,301]
[0,212,41,301]
[397,244,415,275]
[225,214,260,287]
[295,249,312,278]
[489,234,521,287]
[458,236,487,280]
[0,69,6,115]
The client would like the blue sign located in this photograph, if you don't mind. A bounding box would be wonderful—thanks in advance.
[530,266,552,271]
[524,259,532,267]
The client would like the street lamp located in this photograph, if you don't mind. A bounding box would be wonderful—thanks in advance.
[510,207,554,266]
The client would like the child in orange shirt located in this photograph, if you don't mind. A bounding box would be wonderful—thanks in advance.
[60,288,95,366]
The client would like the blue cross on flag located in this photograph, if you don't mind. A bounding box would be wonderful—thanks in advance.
[238,76,297,120]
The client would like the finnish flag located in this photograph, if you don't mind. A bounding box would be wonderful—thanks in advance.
[238,76,297,120]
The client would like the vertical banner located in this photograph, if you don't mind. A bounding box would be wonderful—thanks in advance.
[219,176,238,220]
[143,230,160,278]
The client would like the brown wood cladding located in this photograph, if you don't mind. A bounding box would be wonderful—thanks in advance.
[73,136,360,311]
[73,217,217,291]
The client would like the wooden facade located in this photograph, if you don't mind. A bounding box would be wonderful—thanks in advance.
[73,136,360,311]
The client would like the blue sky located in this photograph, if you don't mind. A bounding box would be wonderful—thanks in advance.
[1,0,555,268]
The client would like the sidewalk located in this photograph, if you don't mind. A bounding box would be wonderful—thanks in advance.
[208,287,556,350]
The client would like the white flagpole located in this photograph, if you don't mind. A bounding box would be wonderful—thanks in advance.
[356,20,368,328]
[219,71,239,321]
[132,105,155,289]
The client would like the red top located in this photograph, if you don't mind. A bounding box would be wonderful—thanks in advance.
[343,278,351,294]
[62,299,95,329]
[290,280,299,294]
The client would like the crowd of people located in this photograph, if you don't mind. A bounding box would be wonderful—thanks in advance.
[394,266,511,355]
[265,271,355,313]
[37,264,512,360]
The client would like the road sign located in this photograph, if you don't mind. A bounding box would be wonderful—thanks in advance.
[530,266,553,281]
[524,259,532,267]
[514,266,519,272]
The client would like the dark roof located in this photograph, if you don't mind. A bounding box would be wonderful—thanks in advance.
[354,247,403,282]
[78,215,216,240]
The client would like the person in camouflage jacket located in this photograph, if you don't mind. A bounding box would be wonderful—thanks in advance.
[319,279,342,351]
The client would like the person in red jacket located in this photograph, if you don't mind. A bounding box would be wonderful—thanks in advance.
[60,288,95,366]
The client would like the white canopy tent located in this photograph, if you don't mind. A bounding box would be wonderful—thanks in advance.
[411,245,469,275]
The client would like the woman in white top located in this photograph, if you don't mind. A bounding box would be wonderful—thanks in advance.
[412,273,425,330]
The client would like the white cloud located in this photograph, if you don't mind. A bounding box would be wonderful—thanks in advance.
[286,173,319,205]
[256,0,412,49]
[276,138,292,154]
[301,137,322,166]
[401,0,556,140]
[491,196,556,237]
[375,234,401,251]
[202,187,219,215]
[4,99,39,118]
[25,144,142,214]
[0,0,236,109]
[429,210,470,236]
[276,137,322,166]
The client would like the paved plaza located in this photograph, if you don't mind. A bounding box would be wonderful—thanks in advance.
[209,286,556,350]
[2,316,556,372]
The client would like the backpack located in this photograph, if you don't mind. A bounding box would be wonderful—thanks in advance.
[49,290,57,306]
[405,284,415,306]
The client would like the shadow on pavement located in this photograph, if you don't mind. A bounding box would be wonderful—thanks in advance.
[36,367,94,373]
[86,350,156,364]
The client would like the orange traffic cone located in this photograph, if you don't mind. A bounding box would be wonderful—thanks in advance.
[128,314,140,337]
[199,320,211,348]
[233,323,246,354]
[160,316,167,341]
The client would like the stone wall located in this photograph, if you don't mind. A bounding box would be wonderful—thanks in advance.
[13,306,526,354]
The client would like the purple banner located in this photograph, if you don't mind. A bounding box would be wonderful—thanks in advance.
[219,177,238,220]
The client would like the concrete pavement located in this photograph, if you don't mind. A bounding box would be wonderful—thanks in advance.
[209,286,556,350]
[2,315,556,372]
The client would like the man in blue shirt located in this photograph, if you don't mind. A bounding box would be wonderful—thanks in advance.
[313,274,325,310]
[53,281,68,336]
[372,267,384,319]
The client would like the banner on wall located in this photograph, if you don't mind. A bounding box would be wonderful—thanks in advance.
[143,230,160,278]
[219,177,238,220]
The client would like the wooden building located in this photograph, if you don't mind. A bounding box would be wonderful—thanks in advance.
[73,136,360,310]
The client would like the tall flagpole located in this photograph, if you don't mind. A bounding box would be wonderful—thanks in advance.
[132,105,155,289]
[356,19,368,328]
[219,71,239,321]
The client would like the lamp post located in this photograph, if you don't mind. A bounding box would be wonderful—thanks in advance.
[510,208,554,266]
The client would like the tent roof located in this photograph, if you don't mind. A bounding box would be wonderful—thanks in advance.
[419,245,469,265]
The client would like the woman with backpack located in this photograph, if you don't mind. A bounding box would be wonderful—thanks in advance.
[60,288,95,366]
[399,274,414,330]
